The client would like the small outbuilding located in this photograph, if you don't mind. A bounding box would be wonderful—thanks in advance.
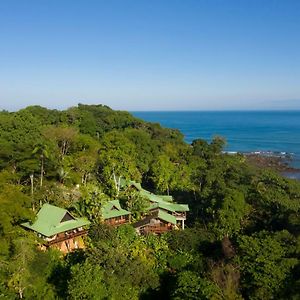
[102,200,131,226]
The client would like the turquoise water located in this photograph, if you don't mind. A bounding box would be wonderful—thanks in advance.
[132,111,300,169]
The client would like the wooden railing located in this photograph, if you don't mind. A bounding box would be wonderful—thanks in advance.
[172,212,186,219]
[47,230,88,246]
[143,225,172,234]
[105,218,128,226]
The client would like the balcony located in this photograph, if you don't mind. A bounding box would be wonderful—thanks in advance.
[172,212,186,219]
[47,229,88,246]
[105,216,129,226]
[143,225,173,234]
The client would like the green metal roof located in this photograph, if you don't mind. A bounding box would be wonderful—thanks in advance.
[157,210,177,225]
[120,179,142,191]
[165,202,188,212]
[21,204,90,237]
[139,189,165,202]
[148,199,189,213]
[121,180,189,213]
[158,195,174,202]
[170,203,189,212]
[130,181,142,191]
[101,200,131,220]
[137,187,188,211]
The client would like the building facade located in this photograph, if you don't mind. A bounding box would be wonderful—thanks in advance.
[22,204,90,254]
[101,200,131,226]
[122,180,189,234]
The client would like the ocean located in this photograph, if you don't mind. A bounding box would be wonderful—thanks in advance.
[132,111,300,170]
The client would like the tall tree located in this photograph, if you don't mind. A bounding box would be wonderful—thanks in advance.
[32,143,49,187]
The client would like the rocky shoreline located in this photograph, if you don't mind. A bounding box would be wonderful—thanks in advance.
[245,154,296,172]
[244,153,300,180]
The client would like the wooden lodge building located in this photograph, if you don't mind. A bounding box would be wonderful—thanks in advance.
[22,181,188,248]
[121,180,189,234]
[21,204,90,254]
[147,198,189,230]
[101,200,131,226]
[133,209,177,234]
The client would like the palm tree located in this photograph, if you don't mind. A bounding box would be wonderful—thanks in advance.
[57,166,70,184]
[32,143,49,187]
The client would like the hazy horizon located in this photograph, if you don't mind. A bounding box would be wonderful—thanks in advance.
[2,101,300,113]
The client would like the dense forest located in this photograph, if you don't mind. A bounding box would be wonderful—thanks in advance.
[0,104,299,299]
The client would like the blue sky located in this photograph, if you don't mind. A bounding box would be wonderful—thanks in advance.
[0,0,300,111]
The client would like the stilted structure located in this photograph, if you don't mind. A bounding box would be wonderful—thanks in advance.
[122,180,189,234]
[133,209,177,234]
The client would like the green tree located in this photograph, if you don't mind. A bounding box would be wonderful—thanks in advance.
[249,171,300,230]
[7,238,35,299]
[211,189,251,239]
[150,154,175,194]
[32,143,50,187]
[237,231,298,299]
[172,271,220,300]
[72,134,100,185]
[97,131,141,195]
[120,190,148,221]
[88,224,160,295]
[68,261,109,300]
[73,184,108,222]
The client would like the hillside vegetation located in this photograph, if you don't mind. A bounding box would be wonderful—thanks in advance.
[0,104,299,299]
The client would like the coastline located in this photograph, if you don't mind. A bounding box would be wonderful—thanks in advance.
[133,111,300,181]
[243,152,300,180]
